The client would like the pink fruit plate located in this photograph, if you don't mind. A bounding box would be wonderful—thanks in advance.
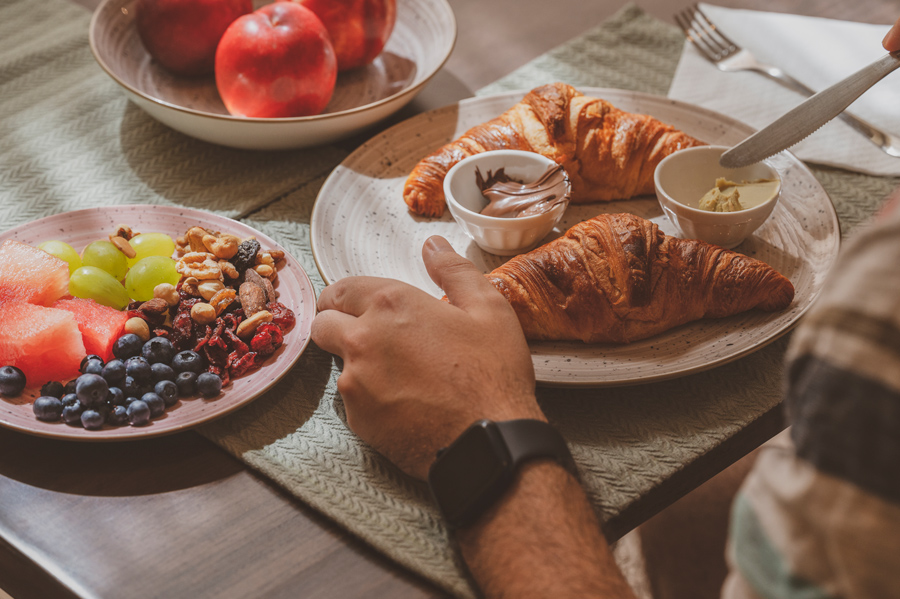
[0,204,316,441]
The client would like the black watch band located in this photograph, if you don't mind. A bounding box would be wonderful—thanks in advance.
[427,419,576,529]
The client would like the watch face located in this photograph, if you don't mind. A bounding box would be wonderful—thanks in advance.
[428,421,512,526]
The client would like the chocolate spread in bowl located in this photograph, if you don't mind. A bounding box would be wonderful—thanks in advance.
[475,164,569,218]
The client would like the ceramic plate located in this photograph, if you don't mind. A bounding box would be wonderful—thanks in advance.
[0,205,316,440]
[89,0,456,150]
[310,88,841,387]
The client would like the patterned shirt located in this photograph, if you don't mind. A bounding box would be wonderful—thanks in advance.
[723,190,900,599]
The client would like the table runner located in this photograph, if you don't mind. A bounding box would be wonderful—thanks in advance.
[1,1,898,597]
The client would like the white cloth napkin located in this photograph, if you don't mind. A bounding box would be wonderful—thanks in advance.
[668,4,900,176]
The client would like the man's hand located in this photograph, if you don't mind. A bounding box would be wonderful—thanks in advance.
[884,17,900,52]
[311,236,543,480]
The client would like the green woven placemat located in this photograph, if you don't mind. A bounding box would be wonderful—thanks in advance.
[0,0,348,229]
[199,5,897,598]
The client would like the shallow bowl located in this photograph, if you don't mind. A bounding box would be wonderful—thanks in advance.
[89,0,456,150]
[654,145,782,249]
[444,150,571,256]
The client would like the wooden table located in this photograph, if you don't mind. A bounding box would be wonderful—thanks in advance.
[2,1,896,598]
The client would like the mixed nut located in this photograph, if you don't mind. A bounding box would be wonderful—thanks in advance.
[125,225,295,387]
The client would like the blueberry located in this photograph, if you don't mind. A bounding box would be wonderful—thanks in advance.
[126,400,151,426]
[196,372,222,398]
[82,359,104,376]
[64,379,78,395]
[81,409,105,430]
[101,359,126,385]
[142,337,176,365]
[125,357,152,385]
[151,362,176,384]
[33,396,63,421]
[175,371,198,396]
[61,393,79,407]
[113,334,143,360]
[154,380,178,407]
[124,396,139,406]
[40,380,65,398]
[62,400,84,425]
[79,354,104,372]
[107,386,125,406]
[141,392,166,418]
[75,373,109,408]
[108,405,129,426]
[171,350,204,375]
[123,375,142,398]
[0,366,27,396]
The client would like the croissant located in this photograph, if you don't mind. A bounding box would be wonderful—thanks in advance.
[485,213,794,343]
[404,82,704,217]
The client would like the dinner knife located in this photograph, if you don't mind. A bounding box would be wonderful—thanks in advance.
[719,51,900,168]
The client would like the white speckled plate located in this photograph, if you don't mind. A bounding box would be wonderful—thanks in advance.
[89,0,456,150]
[0,205,316,440]
[310,88,840,387]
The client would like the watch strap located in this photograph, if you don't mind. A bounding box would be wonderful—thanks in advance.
[428,418,577,529]
[496,419,576,474]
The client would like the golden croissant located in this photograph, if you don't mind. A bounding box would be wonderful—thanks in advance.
[404,82,704,217]
[485,213,794,343]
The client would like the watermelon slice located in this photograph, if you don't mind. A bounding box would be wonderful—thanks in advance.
[0,240,70,306]
[0,301,84,386]
[53,298,129,362]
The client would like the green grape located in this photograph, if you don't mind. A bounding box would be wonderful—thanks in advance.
[125,256,180,302]
[38,240,82,275]
[69,266,130,310]
[126,233,176,268]
[82,240,128,281]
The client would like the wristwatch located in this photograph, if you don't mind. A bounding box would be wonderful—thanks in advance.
[427,419,576,529]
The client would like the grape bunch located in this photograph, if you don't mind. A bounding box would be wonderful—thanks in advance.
[41,233,179,310]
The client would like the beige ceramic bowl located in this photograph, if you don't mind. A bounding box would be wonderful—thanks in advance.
[654,145,782,249]
[444,150,571,256]
[89,0,456,150]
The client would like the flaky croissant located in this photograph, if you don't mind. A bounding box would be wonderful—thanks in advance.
[485,213,794,343]
[404,82,704,217]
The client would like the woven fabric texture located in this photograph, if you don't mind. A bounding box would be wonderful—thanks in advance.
[2,1,898,597]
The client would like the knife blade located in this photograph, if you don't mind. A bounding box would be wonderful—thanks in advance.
[719,51,900,168]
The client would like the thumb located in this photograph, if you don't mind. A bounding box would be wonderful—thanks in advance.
[422,236,499,310]
[885,17,900,52]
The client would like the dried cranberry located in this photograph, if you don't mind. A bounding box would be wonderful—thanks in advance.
[267,302,295,330]
[251,323,283,357]
[230,351,262,378]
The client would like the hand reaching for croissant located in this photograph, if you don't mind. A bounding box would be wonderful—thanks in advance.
[885,17,900,51]
[311,236,544,480]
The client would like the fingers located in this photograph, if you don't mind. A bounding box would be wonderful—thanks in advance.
[310,308,357,357]
[422,236,500,310]
[317,276,391,317]
[885,17,900,52]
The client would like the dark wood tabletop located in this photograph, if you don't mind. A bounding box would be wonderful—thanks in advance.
[2,1,897,598]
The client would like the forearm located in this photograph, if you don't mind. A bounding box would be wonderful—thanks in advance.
[456,460,637,599]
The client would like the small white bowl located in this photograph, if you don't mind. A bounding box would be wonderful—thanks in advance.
[654,145,782,249]
[444,150,571,256]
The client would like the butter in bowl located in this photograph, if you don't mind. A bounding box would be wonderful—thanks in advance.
[443,150,571,256]
[654,145,782,249]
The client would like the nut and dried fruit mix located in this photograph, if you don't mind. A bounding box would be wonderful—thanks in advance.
[126,225,295,387]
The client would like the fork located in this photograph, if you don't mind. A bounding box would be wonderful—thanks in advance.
[675,3,900,157]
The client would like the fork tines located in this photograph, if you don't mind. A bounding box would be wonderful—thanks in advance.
[674,4,739,63]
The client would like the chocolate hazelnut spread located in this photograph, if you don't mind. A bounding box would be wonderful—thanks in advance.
[475,164,569,218]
